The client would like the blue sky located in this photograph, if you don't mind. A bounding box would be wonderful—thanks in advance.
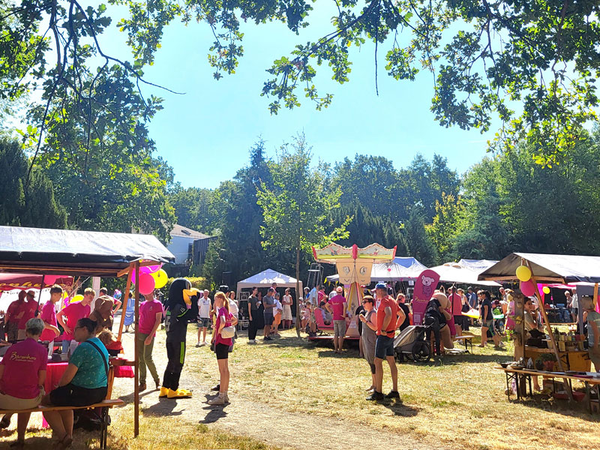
[103,6,497,189]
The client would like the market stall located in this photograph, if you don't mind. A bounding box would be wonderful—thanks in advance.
[480,253,600,402]
[0,225,175,438]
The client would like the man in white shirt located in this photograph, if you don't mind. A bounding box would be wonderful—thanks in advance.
[196,289,212,347]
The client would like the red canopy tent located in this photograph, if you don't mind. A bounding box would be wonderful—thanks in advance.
[0,273,73,291]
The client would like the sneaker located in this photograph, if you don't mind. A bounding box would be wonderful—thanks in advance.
[155,379,160,390]
[208,394,227,405]
[195,343,201,347]
[139,383,147,392]
[211,384,220,391]
[248,340,256,344]
[199,341,206,347]
[264,336,273,341]
[366,391,384,401]
[385,390,400,399]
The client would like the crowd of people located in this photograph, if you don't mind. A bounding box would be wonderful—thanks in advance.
[0,284,122,448]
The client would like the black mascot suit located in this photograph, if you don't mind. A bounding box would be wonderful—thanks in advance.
[160,278,200,398]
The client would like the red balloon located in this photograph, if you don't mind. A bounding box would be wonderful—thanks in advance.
[520,280,536,297]
[138,272,156,295]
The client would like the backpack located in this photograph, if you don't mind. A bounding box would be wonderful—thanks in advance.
[424,299,444,323]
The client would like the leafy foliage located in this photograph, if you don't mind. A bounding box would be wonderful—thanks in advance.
[0,138,67,229]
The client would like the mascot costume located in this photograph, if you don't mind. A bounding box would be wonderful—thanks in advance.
[160,278,200,399]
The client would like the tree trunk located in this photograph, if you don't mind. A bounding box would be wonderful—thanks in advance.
[296,245,301,338]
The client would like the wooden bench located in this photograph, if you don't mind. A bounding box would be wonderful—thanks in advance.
[0,399,124,449]
[453,335,474,353]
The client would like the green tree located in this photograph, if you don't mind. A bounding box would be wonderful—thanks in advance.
[0,138,67,229]
[403,205,437,266]
[1,1,598,168]
[168,186,218,234]
[426,192,465,262]
[256,135,349,335]
[202,140,275,287]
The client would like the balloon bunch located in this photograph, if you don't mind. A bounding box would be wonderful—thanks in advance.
[516,265,536,297]
[133,263,168,295]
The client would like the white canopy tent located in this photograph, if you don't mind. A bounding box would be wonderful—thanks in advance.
[429,262,501,287]
[236,268,303,298]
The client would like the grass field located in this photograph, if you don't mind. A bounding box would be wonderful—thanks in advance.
[2,326,599,449]
[185,328,600,450]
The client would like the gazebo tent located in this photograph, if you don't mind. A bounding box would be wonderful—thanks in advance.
[479,252,600,393]
[0,225,175,437]
[236,268,303,298]
[478,252,600,283]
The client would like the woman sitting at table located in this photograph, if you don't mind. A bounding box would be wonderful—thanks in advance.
[42,318,109,449]
[0,318,47,448]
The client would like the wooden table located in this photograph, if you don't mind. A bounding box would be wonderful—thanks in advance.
[498,367,600,413]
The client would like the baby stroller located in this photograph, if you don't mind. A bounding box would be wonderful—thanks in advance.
[394,325,431,362]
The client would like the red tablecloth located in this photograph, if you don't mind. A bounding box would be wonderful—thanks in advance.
[45,362,68,393]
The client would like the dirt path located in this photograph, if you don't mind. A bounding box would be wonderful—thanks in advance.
[114,329,448,450]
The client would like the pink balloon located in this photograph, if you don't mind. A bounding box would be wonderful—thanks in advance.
[146,264,161,273]
[138,272,156,295]
[131,266,152,284]
[520,280,536,297]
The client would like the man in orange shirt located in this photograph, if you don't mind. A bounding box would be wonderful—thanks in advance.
[367,283,404,401]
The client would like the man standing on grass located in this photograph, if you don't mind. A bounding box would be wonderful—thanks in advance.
[326,286,347,354]
[57,287,93,353]
[263,288,276,341]
[247,287,260,344]
[368,283,403,401]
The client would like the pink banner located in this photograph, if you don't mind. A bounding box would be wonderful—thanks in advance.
[412,270,440,325]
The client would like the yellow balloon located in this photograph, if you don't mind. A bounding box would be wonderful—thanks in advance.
[515,265,532,282]
[543,286,550,294]
[152,269,168,289]
[72,294,84,302]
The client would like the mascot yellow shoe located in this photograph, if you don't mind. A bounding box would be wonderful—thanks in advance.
[159,387,169,398]
[167,388,193,399]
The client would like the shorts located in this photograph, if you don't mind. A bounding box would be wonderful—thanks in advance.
[482,320,495,335]
[264,313,274,326]
[375,334,395,359]
[215,343,229,360]
[50,383,107,407]
[197,317,210,328]
[333,320,346,338]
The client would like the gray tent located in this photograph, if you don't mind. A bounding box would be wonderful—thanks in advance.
[478,252,600,283]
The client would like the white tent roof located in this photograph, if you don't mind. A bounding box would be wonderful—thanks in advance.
[236,268,303,296]
[430,262,501,287]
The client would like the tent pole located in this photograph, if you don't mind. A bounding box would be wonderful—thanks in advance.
[36,275,46,317]
[134,261,140,437]
[526,262,573,401]
[594,283,599,311]
[117,266,134,343]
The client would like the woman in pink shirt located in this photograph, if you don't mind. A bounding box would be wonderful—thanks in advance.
[208,292,238,405]
[0,318,47,447]
[138,293,164,391]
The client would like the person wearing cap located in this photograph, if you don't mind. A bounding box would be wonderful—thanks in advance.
[326,286,348,354]
[17,291,38,341]
[367,282,403,401]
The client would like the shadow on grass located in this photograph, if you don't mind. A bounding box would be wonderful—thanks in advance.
[511,395,600,423]
[382,399,420,417]
[141,397,184,417]
[198,394,229,424]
